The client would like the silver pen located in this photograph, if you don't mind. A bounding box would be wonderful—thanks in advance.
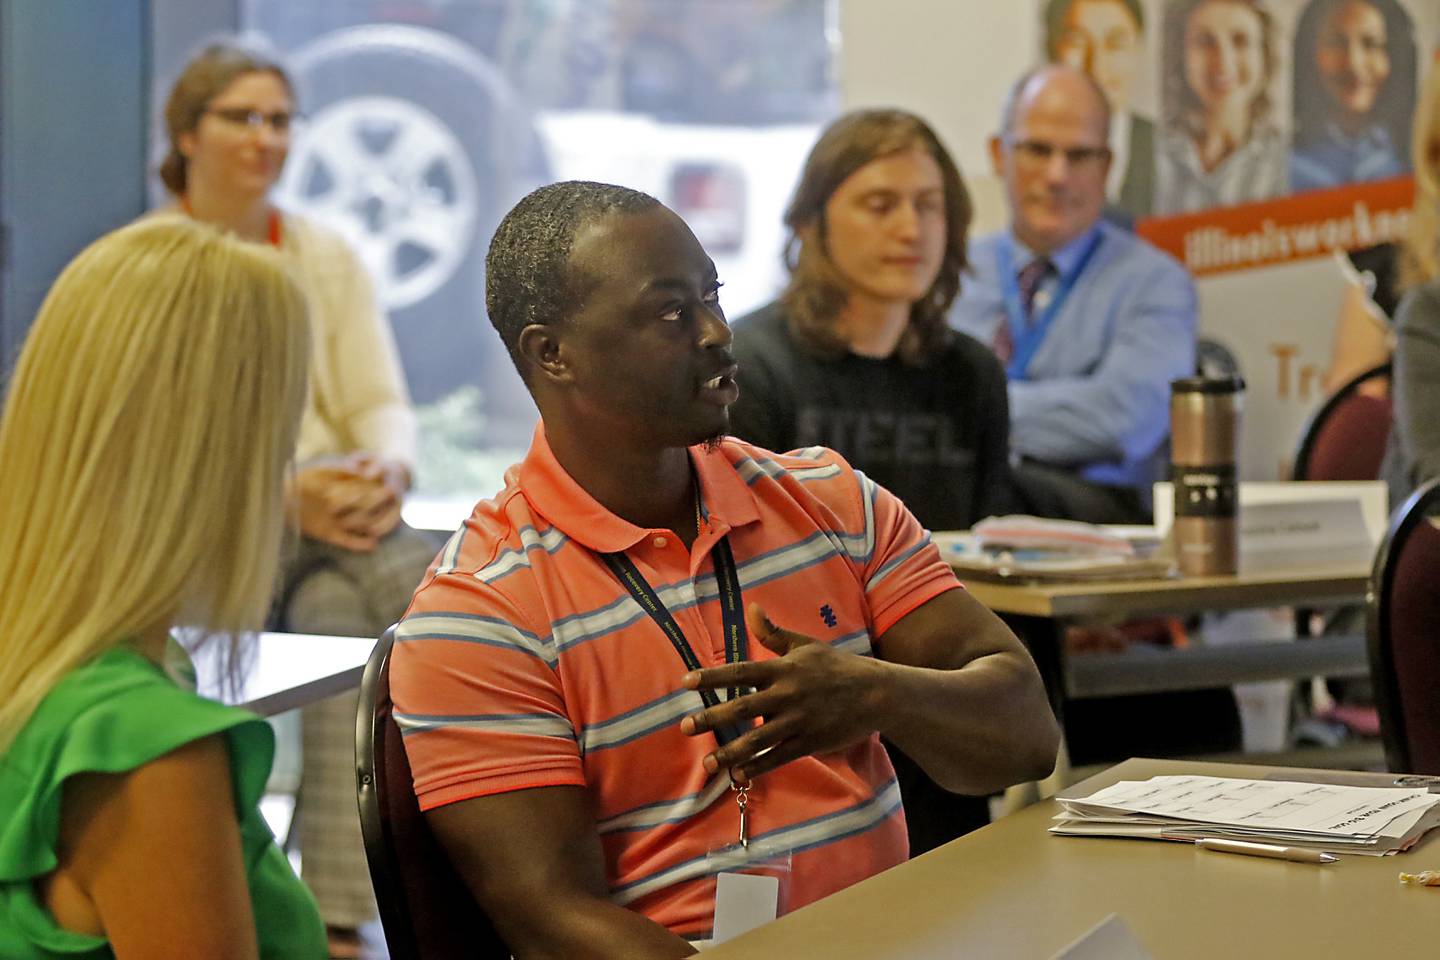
[1195,838,1337,864]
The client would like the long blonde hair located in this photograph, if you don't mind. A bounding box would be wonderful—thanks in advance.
[1401,65,1440,290]
[0,216,310,752]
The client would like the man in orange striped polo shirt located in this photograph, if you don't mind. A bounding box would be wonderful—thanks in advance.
[392,181,1059,955]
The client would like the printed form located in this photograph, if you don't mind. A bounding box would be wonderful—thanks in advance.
[1062,776,1439,837]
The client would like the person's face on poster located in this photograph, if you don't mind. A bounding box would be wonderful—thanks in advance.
[1054,0,1143,113]
[1315,0,1390,127]
[1184,0,1266,119]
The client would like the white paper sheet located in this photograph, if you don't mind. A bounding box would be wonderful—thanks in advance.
[1062,776,1439,838]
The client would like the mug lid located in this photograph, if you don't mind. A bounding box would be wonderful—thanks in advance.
[1171,375,1245,394]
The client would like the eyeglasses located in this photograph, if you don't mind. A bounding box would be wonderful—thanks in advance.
[204,107,299,134]
[1008,138,1111,170]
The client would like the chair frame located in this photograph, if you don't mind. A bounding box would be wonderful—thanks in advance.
[355,627,410,956]
[1291,361,1392,643]
[1291,361,1391,481]
[1365,476,1440,773]
[355,626,509,960]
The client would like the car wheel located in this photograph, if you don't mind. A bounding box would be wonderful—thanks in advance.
[276,23,549,429]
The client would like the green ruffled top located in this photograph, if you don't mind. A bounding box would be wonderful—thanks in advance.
[0,646,327,958]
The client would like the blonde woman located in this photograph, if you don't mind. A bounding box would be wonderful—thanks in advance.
[1399,66,1440,292]
[158,39,439,949]
[0,217,324,957]
[1382,67,1440,506]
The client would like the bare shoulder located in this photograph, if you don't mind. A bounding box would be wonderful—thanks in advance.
[62,734,235,850]
[46,735,243,944]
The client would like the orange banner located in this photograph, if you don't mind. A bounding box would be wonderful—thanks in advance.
[1137,176,1416,278]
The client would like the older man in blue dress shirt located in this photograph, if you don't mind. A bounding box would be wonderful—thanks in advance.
[951,65,1197,523]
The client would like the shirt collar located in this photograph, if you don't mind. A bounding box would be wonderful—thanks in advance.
[517,421,762,554]
[1322,119,1392,152]
[1009,222,1102,281]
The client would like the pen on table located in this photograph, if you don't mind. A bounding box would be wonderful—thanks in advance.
[1192,838,1337,864]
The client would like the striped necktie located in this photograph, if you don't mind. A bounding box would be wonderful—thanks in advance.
[992,257,1053,365]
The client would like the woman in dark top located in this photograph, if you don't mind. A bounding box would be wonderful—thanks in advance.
[730,108,1016,855]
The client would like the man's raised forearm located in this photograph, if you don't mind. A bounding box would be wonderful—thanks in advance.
[871,649,1059,795]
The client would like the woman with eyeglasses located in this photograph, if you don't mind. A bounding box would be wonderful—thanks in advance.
[0,217,325,958]
[1155,0,1287,214]
[157,39,438,956]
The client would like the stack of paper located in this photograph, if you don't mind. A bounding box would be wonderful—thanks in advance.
[972,516,1146,557]
[1051,775,1440,856]
[934,519,1173,583]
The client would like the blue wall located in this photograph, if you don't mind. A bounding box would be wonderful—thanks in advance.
[1,0,149,368]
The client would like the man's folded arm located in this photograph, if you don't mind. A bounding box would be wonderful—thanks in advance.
[1008,273,1197,467]
[425,785,698,960]
[870,585,1060,795]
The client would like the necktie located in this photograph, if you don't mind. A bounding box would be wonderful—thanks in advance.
[992,257,1053,366]
[1017,257,1054,321]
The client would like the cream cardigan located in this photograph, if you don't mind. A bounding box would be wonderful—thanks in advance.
[281,213,417,471]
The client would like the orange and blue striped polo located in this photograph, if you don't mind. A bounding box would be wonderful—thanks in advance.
[392,424,962,935]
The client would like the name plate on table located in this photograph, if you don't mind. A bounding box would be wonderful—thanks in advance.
[1051,914,1154,960]
[1238,498,1374,572]
[1154,481,1383,573]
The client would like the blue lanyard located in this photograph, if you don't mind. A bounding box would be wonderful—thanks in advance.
[996,230,1103,381]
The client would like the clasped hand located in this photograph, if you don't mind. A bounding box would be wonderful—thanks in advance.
[679,603,887,781]
[291,452,409,552]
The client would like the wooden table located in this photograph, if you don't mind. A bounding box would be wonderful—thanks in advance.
[953,563,1370,714]
[194,631,377,716]
[703,758,1440,958]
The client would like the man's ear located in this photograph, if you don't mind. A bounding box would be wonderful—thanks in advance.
[988,135,1005,177]
[517,323,569,384]
[178,130,197,160]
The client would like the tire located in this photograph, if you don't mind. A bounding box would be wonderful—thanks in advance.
[276,23,549,432]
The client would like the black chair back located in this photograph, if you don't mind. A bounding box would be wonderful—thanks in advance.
[1366,478,1440,774]
[356,626,511,959]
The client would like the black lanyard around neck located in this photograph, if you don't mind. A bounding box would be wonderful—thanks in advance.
[600,530,750,747]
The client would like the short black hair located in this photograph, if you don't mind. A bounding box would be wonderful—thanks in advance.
[485,180,661,378]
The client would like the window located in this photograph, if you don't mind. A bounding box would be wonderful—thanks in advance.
[242,0,839,524]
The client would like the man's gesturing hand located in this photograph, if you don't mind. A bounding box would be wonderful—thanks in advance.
[678,602,888,781]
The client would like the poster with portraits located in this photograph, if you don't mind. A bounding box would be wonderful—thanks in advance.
[1040,0,1438,481]
[1039,0,1437,273]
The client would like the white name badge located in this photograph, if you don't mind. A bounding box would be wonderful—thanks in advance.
[710,871,780,944]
